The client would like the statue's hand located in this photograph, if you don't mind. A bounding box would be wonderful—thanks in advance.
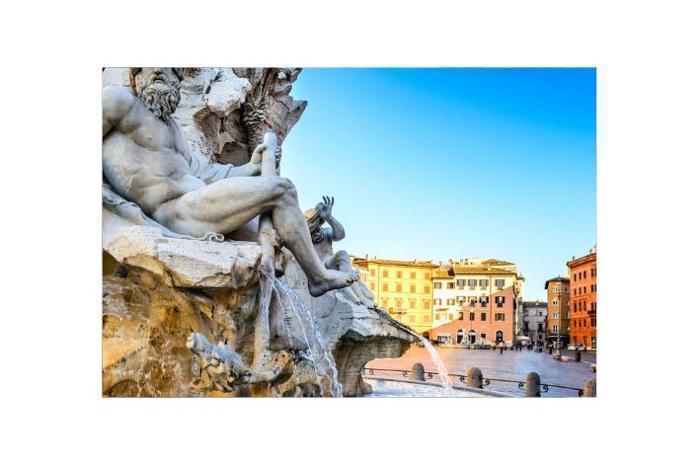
[318,196,334,220]
[249,143,281,175]
[250,143,266,165]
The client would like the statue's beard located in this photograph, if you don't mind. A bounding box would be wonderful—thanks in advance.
[136,80,180,119]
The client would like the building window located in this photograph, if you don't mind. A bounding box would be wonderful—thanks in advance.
[424,272,431,280]
[423,300,430,309]
[583,270,587,279]
[370,282,375,290]
[553,324,559,333]
[458,311,464,320]
[469,312,475,321]
[467,279,477,289]
[410,271,416,279]
[448,313,454,320]
[552,300,558,306]
[396,271,403,279]
[410,284,416,293]
[395,299,403,307]
[381,298,389,307]
[370,269,376,276]
[480,333,487,340]
[424,285,431,293]
[456,279,466,289]
[435,314,441,321]
[447,281,455,289]
[382,284,388,292]
[434,298,442,305]
[447,298,456,305]
[481,312,487,321]
[396,284,402,292]
[434,282,442,289]
[495,296,505,308]
[382,270,388,278]
[495,313,505,321]
[495,279,505,290]
[409,299,416,309]
[479,279,488,289]
[423,315,430,323]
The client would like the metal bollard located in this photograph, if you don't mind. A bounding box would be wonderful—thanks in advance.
[575,350,581,362]
[466,367,483,389]
[410,362,426,381]
[583,379,596,397]
[524,372,541,397]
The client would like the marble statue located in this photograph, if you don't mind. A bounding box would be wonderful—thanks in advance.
[102,67,357,297]
[305,196,375,307]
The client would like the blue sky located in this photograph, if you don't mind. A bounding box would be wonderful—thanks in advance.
[282,68,596,300]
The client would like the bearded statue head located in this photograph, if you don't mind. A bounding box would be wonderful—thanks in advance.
[129,67,183,119]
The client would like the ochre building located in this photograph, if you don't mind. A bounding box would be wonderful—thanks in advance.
[353,257,437,334]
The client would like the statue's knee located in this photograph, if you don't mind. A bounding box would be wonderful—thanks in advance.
[278,177,297,199]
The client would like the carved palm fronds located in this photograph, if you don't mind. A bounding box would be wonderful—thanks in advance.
[233,68,306,156]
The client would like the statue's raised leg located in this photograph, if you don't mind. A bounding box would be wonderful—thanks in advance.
[152,175,356,297]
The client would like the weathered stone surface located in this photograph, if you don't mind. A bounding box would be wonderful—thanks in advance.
[103,211,261,289]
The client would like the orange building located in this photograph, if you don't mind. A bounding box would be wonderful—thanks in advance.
[567,248,597,349]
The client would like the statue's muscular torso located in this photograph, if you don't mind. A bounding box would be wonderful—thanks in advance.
[102,86,206,215]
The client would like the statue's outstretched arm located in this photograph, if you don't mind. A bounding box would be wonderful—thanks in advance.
[194,143,268,184]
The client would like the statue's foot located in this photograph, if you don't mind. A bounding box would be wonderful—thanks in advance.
[308,269,357,297]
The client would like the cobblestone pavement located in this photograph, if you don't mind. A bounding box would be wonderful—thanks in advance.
[366,345,597,397]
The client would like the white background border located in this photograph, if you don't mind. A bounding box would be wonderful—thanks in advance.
[2,0,698,464]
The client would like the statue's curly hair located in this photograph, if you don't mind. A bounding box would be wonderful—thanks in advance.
[128,67,184,89]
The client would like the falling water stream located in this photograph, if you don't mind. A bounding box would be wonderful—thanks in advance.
[414,333,453,393]
[260,271,343,397]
